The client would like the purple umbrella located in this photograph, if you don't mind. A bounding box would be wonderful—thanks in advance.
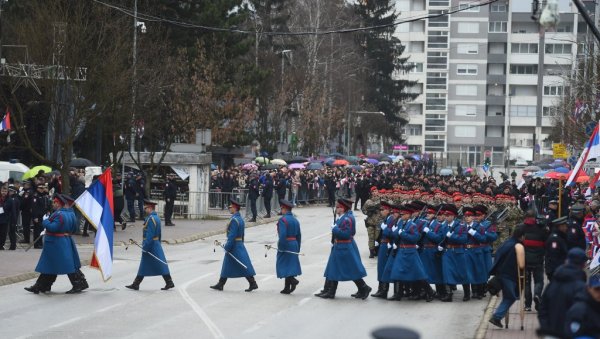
[366,158,379,164]
[289,163,306,170]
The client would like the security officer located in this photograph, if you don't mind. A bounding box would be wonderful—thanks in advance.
[126,200,174,291]
[247,173,259,222]
[262,172,274,218]
[564,274,600,338]
[210,198,258,292]
[135,173,146,221]
[567,203,587,250]
[274,199,301,294]
[124,172,137,222]
[362,188,382,258]
[440,204,468,302]
[544,216,569,281]
[545,199,559,226]
[61,194,89,293]
[462,206,487,301]
[31,183,51,249]
[25,195,78,294]
[163,173,177,226]
[371,200,395,298]
[316,198,371,300]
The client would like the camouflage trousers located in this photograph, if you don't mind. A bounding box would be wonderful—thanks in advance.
[366,226,381,250]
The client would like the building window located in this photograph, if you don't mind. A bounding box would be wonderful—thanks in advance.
[510,64,538,75]
[458,22,480,34]
[428,10,449,28]
[404,62,423,74]
[543,86,568,96]
[510,105,537,117]
[485,126,504,137]
[456,84,478,96]
[458,2,480,12]
[407,104,423,116]
[543,106,558,117]
[425,134,445,151]
[405,124,423,136]
[425,114,446,132]
[427,31,449,49]
[491,2,507,12]
[455,105,477,116]
[457,64,478,75]
[426,72,448,90]
[486,105,504,116]
[454,125,476,138]
[429,0,450,6]
[410,21,425,32]
[556,25,572,33]
[409,41,425,52]
[511,43,538,54]
[545,44,572,54]
[427,51,448,69]
[426,93,447,110]
[488,63,506,75]
[489,21,508,33]
[457,43,479,54]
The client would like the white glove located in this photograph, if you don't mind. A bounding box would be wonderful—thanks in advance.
[42,214,49,221]
[330,223,336,230]
[468,229,477,236]
[416,245,419,249]
[387,243,392,249]
[40,229,46,236]
[392,226,398,232]
[374,241,379,247]
[437,246,444,252]
[393,244,398,250]
[446,231,453,238]
[423,227,430,233]
[380,223,386,231]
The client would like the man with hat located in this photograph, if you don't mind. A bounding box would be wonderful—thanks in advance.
[31,183,51,249]
[568,203,587,251]
[371,200,396,299]
[19,180,34,244]
[273,199,301,294]
[135,173,146,221]
[440,204,468,302]
[382,203,403,300]
[537,248,587,338]
[124,172,137,222]
[420,204,447,299]
[25,194,78,294]
[473,204,497,297]
[125,199,174,291]
[545,199,559,226]
[210,198,258,292]
[361,191,383,258]
[461,206,487,301]
[2,184,20,250]
[163,173,178,226]
[60,194,89,293]
[544,216,570,281]
[564,273,600,338]
[316,198,371,300]
[519,209,550,311]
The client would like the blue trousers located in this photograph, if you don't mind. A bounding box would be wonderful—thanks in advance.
[127,199,136,220]
[492,277,518,320]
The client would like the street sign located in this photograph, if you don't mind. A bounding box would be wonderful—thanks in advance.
[586,121,597,136]
[553,143,568,159]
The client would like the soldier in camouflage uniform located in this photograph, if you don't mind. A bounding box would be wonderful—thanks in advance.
[362,188,383,258]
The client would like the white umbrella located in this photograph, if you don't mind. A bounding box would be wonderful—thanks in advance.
[271,159,287,166]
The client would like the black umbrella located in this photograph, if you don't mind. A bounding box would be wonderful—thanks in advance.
[70,157,95,168]
[260,164,279,170]
[288,156,309,164]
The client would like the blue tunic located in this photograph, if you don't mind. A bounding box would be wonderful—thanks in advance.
[464,221,488,284]
[419,218,447,284]
[442,220,469,284]
[137,212,170,276]
[63,207,81,270]
[323,211,367,281]
[390,219,428,282]
[35,210,77,275]
[377,215,395,282]
[481,220,497,275]
[381,217,400,282]
[220,212,256,278]
[275,212,302,278]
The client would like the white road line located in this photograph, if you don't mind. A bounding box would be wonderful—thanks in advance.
[298,297,311,306]
[308,232,331,242]
[260,275,275,282]
[177,273,225,339]
[48,316,84,329]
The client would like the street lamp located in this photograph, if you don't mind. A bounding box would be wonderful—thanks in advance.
[347,111,385,155]
[280,49,292,91]
[504,90,513,174]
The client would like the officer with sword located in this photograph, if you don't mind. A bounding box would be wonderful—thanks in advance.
[210,198,258,292]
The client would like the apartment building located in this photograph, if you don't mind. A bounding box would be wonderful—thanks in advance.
[395,0,594,167]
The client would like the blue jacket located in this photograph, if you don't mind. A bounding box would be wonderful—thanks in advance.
[420,218,447,284]
[390,219,428,281]
[376,215,395,282]
[464,221,488,284]
[35,209,77,274]
[275,212,302,278]
[62,207,81,270]
[441,219,468,284]
[137,211,170,276]
[220,212,256,278]
[323,211,367,281]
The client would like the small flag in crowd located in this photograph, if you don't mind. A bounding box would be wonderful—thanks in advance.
[0,108,11,132]
[75,169,114,281]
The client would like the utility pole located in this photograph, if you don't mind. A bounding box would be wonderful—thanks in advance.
[130,0,138,153]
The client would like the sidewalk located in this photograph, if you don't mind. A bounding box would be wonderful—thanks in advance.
[0,214,279,286]
[479,296,539,339]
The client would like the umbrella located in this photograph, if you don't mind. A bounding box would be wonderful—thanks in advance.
[329,152,345,159]
[439,168,453,176]
[254,156,270,165]
[289,156,309,164]
[346,156,360,165]
[532,170,549,178]
[288,163,306,170]
[307,162,324,170]
[379,156,393,162]
[260,164,278,170]
[332,159,349,167]
[523,165,541,172]
[242,163,258,171]
[377,161,390,166]
[210,163,217,170]
[365,158,379,165]
[271,159,287,166]
[22,165,53,180]
[554,167,570,173]
[70,157,95,168]
[576,175,590,183]
[464,168,474,173]
[349,165,364,171]
[391,155,404,162]
[545,171,569,180]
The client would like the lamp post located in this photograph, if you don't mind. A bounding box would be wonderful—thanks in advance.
[347,111,385,155]
[504,92,512,175]
[280,49,291,91]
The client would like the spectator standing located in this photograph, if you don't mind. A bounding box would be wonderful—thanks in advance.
[124,172,137,222]
[163,173,177,226]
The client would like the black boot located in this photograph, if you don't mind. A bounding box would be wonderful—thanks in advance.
[423,281,435,302]
[210,277,227,291]
[472,284,483,300]
[371,282,388,298]
[388,282,402,301]
[24,282,42,294]
[289,277,299,293]
[126,276,144,290]
[353,279,372,300]
[315,280,331,297]
[462,284,471,302]
[281,278,292,294]
[318,281,337,299]
[434,284,444,299]
[440,285,453,302]
[245,276,258,292]
[369,248,376,259]
[408,282,423,300]
[162,275,175,290]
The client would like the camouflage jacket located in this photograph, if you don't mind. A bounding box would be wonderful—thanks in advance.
[362,198,383,227]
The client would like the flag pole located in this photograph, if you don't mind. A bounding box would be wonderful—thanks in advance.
[558,178,562,217]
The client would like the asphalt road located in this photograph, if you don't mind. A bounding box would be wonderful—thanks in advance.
[0,206,487,339]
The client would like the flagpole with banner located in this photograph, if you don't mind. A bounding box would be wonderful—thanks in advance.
[566,121,600,187]
[74,169,114,281]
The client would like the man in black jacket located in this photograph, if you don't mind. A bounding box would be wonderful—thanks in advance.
[19,181,34,244]
[544,216,570,281]
[163,174,177,226]
[520,209,550,311]
[567,204,587,251]
[564,274,600,338]
[247,173,259,222]
[537,248,587,338]
[31,184,50,249]
[262,172,273,218]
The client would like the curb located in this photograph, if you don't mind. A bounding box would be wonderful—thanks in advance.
[475,295,499,339]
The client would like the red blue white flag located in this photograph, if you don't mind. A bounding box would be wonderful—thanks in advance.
[0,109,11,131]
[566,121,600,187]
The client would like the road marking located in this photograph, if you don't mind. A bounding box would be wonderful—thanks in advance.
[260,275,275,282]
[48,316,84,329]
[308,232,330,242]
[298,297,311,306]
[177,273,225,339]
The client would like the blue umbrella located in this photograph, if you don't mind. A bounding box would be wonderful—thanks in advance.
[307,162,324,170]
[554,167,570,173]
[366,158,379,164]
[210,163,217,170]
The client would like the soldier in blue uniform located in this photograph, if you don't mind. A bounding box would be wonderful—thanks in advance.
[316,198,371,299]
[126,200,174,291]
[210,198,258,292]
[371,201,395,298]
[61,194,89,293]
[473,204,496,297]
[420,204,447,300]
[462,207,487,301]
[440,204,468,302]
[25,195,78,294]
[274,199,302,294]
[383,205,403,300]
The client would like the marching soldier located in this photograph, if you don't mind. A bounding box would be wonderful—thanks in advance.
[420,204,447,300]
[440,204,468,302]
[371,200,395,298]
[362,188,382,258]
[25,195,78,294]
[544,216,569,281]
[274,199,301,294]
[316,198,371,299]
[383,204,403,300]
[61,194,89,293]
[210,198,258,292]
[126,200,174,291]
[473,204,497,297]
[462,207,487,301]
